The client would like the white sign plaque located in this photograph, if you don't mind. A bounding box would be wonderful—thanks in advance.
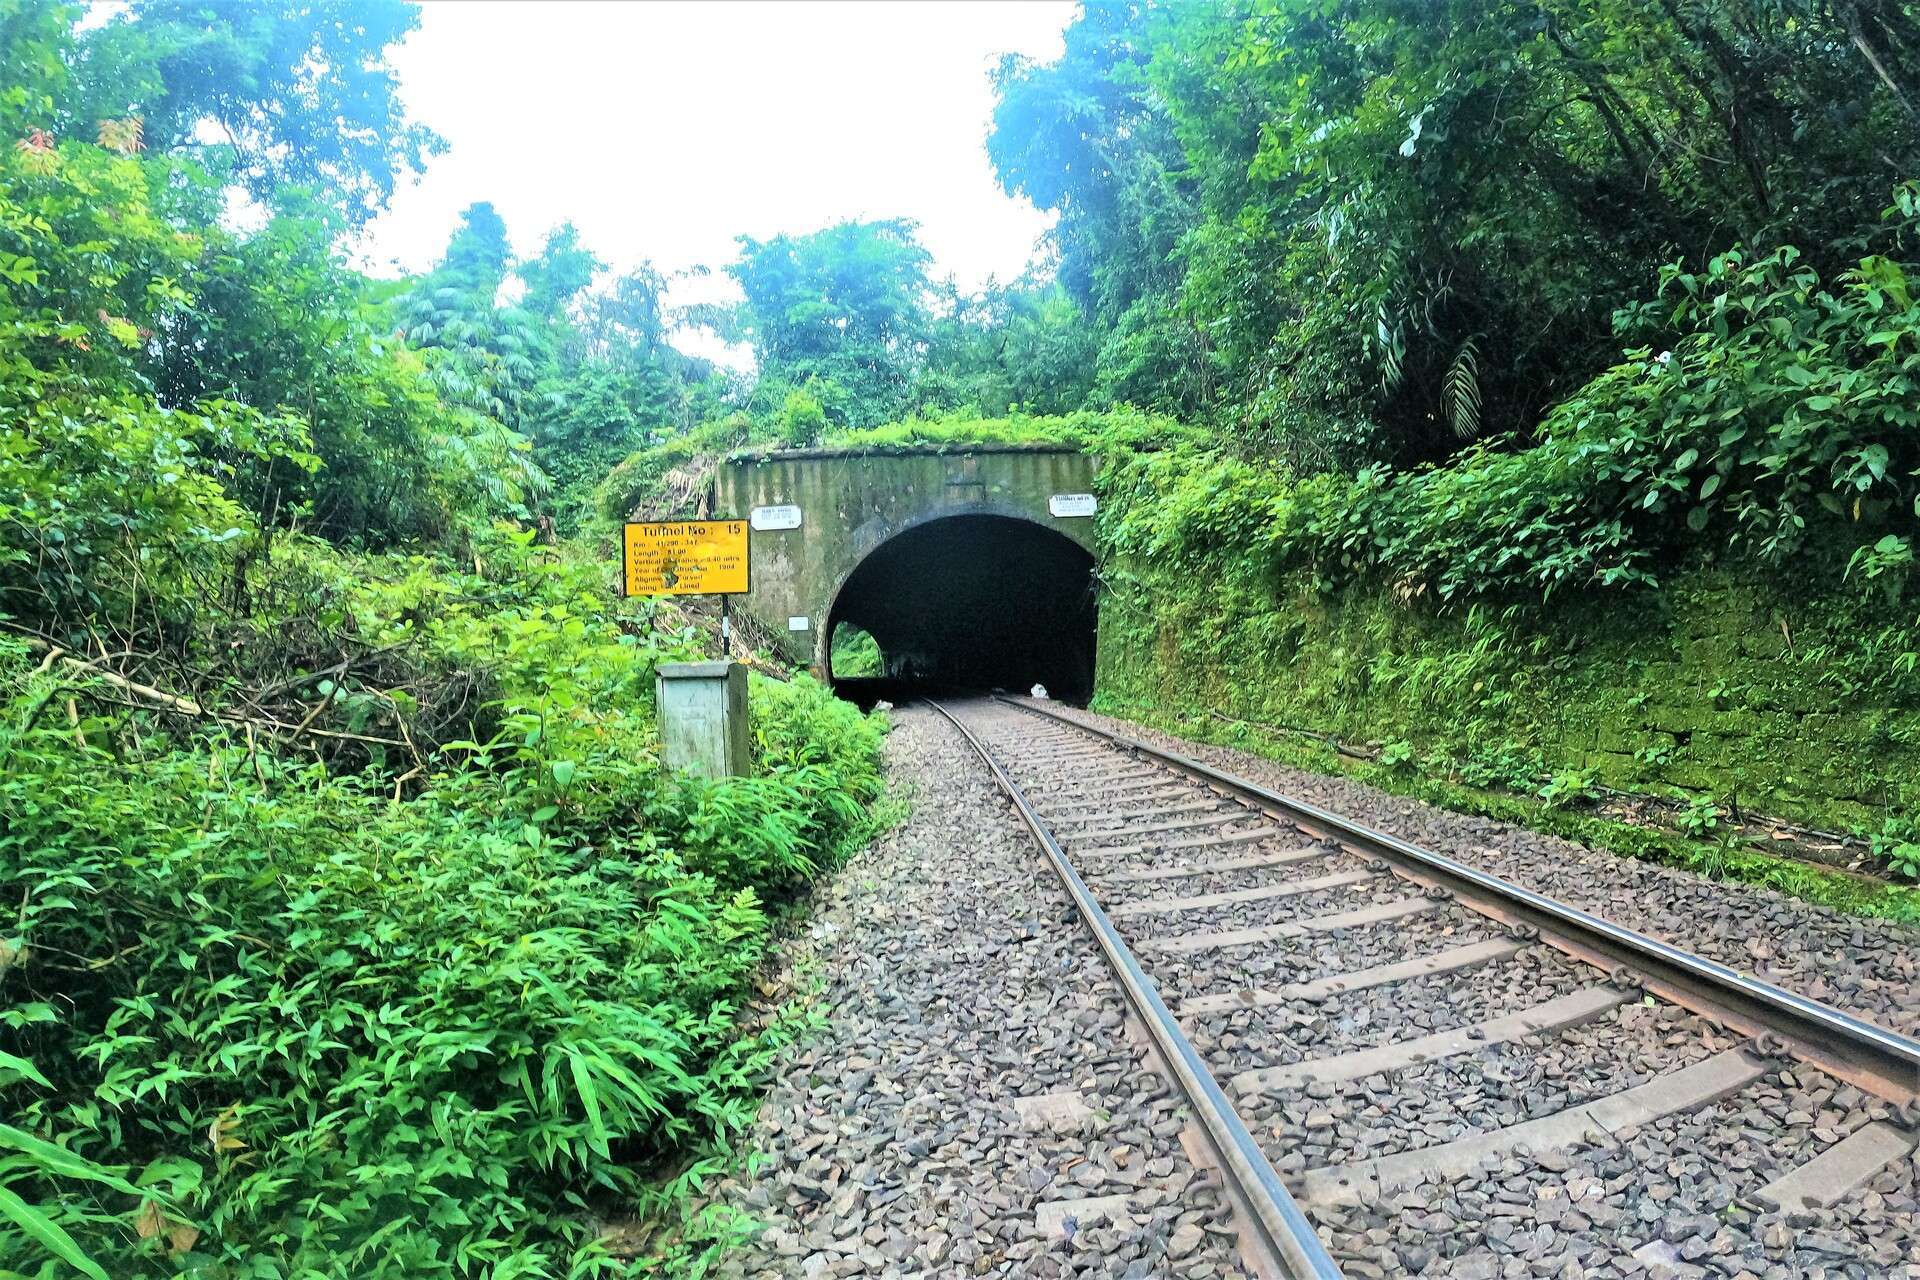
[1048,493,1098,518]
[787,616,810,631]
[750,504,803,531]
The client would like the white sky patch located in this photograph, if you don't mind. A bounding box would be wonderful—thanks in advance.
[354,0,1074,368]
[76,0,125,33]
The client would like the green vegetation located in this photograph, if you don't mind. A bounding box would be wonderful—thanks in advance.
[10,0,1920,1266]
[393,207,727,534]
[0,553,883,1276]
[1093,540,1920,902]
[1256,232,1920,602]
[1,5,884,1276]
[594,415,761,526]
[989,0,1920,467]
[815,407,1199,454]
[829,625,884,679]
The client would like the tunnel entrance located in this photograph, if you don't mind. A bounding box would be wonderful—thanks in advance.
[826,514,1096,703]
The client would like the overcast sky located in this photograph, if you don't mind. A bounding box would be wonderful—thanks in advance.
[354,1,1076,364]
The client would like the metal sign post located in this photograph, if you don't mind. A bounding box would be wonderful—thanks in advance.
[623,519,753,774]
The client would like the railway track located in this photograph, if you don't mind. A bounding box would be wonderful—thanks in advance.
[929,696,1920,1279]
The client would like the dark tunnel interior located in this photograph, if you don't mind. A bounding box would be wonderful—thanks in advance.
[826,514,1097,704]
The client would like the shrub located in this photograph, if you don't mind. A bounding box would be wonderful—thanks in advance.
[1100,188,1920,609]
[593,416,754,527]
[0,543,884,1278]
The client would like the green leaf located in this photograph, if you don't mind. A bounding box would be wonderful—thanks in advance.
[1686,505,1710,531]
[0,1185,110,1280]
[0,1051,51,1089]
[569,1053,609,1155]
[550,760,576,789]
[0,1125,146,1200]
[1673,448,1699,471]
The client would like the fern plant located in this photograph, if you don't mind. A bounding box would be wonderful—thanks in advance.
[1442,336,1482,439]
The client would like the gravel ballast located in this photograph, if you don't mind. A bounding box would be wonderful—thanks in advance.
[699,708,1256,1280]
[971,699,1920,1275]
[1308,1061,1920,1278]
[694,699,1919,1277]
[1017,700,1920,1040]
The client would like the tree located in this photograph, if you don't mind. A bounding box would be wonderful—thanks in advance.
[916,279,1099,416]
[64,0,442,225]
[151,195,533,543]
[988,0,1209,418]
[390,210,729,530]
[728,219,936,428]
[989,0,1920,467]
[393,202,544,433]
[518,222,602,323]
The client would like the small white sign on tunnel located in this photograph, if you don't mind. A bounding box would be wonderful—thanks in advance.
[1049,493,1098,518]
[750,504,803,531]
[787,616,810,631]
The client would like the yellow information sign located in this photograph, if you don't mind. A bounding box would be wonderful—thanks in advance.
[622,520,750,597]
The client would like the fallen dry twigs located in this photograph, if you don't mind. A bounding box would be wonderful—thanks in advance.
[17,636,419,763]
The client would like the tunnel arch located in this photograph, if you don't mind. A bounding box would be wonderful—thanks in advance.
[822,511,1097,702]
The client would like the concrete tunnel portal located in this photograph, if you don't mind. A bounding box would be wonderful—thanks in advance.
[825,514,1097,702]
[711,444,1101,700]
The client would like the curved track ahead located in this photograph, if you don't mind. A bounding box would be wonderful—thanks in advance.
[930,696,1920,1278]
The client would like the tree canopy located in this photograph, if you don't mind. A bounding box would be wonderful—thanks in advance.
[989,0,1920,467]
[65,0,443,225]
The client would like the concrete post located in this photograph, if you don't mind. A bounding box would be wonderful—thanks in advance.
[655,661,751,779]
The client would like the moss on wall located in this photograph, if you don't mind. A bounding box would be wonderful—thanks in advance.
[1094,554,1920,840]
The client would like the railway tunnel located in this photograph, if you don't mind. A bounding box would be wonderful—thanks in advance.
[824,513,1097,701]
[711,443,1102,703]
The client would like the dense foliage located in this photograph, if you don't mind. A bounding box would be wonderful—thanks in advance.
[0,556,882,1277]
[1102,206,1920,603]
[392,208,729,533]
[991,0,1920,469]
[1,5,884,1277]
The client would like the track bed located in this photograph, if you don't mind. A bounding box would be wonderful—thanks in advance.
[947,697,1920,1279]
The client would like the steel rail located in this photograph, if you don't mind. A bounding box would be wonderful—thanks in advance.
[1000,696,1920,1105]
[925,699,1343,1280]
